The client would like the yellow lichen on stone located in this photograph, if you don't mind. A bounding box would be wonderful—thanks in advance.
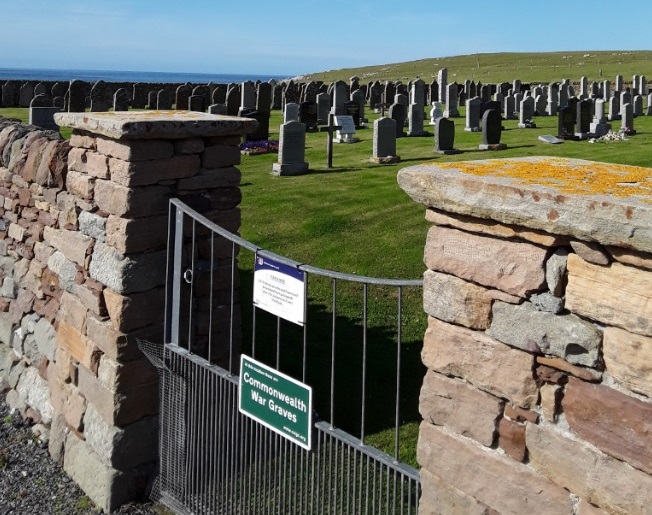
[436,158,652,201]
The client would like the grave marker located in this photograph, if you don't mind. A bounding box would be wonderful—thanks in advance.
[272,120,309,176]
[434,117,460,154]
[479,109,506,151]
[370,117,399,164]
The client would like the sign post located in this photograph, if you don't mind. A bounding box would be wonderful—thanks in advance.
[239,355,313,450]
[253,253,306,326]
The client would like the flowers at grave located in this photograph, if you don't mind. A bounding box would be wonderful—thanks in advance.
[240,140,279,155]
[588,130,629,143]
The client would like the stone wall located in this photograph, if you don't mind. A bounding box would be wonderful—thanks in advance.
[398,156,652,515]
[0,112,256,511]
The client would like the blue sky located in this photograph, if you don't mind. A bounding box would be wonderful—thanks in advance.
[3,0,652,77]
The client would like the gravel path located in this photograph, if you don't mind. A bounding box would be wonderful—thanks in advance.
[0,397,165,515]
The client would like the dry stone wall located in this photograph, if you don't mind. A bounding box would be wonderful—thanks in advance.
[0,112,256,512]
[399,157,652,515]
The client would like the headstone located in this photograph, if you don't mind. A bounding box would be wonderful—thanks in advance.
[559,86,569,109]
[344,100,361,127]
[272,120,309,176]
[608,96,621,121]
[602,80,611,102]
[52,82,68,99]
[641,76,647,96]
[68,80,86,112]
[518,97,536,128]
[633,95,643,116]
[647,93,652,116]
[241,81,256,110]
[226,86,240,116]
[176,84,192,110]
[189,95,206,112]
[503,95,517,120]
[157,89,172,110]
[512,79,521,93]
[272,84,283,110]
[538,135,563,144]
[589,99,611,138]
[351,89,366,125]
[369,82,383,109]
[429,102,443,125]
[464,97,481,132]
[146,91,157,110]
[410,79,426,108]
[395,93,408,107]
[332,81,347,115]
[333,115,358,143]
[434,117,459,154]
[247,82,272,140]
[29,106,61,131]
[192,85,210,107]
[621,103,636,135]
[444,83,459,117]
[633,75,640,95]
[579,76,588,97]
[284,103,299,123]
[575,99,592,139]
[407,103,425,136]
[18,83,34,107]
[212,84,227,105]
[557,106,576,139]
[316,93,330,124]
[29,94,52,107]
[53,96,65,109]
[89,81,111,112]
[113,88,130,111]
[620,90,632,115]
[388,103,406,138]
[208,104,227,115]
[535,95,547,116]
[438,68,448,105]
[370,117,399,164]
[299,101,318,130]
[131,83,148,109]
[429,81,439,103]
[34,82,47,96]
[479,109,506,150]
[615,75,623,93]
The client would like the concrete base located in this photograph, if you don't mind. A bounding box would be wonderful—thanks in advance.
[478,143,507,151]
[333,137,360,144]
[435,149,462,155]
[370,156,401,164]
[272,162,309,176]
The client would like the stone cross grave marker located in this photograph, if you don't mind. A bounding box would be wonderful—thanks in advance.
[325,113,342,169]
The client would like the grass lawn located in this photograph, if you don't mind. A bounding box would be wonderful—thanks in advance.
[2,105,651,467]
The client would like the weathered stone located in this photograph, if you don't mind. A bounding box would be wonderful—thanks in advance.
[83,151,109,179]
[498,417,526,462]
[398,157,652,253]
[56,319,99,371]
[603,326,652,397]
[539,383,561,421]
[43,226,93,266]
[63,434,139,513]
[8,222,26,242]
[419,370,502,446]
[504,403,539,424]
[566,254,652,337]
[48,413,68,464]
[72,283,105,316]
[95,137,173,161]
[423,317,538,407]
[78,210,106,242]
[563,377,652,475]
[529,291,564,313]
[94,180,170,218]
[108,154,200,187]
[424,226,547,296]
[83,403,158,469]
[607,246,652,271]
[536,364,567,384]
[425,207,567,247]
[15,366,52,424]
[423,270,492,329]
[535,356,601,382]
[527,422,652,514]
[105,215,168,254]
[201,144,241,168]
[570,241,611,265]
[33,317,56,361]
[0,277,16,299]
[418,422,573,514]
[103,287,164,333]
[97,355,157,392]
[46,251,78,292]
[545,248,568,297]
[69,132,97,150]
[173,138,204,155]
[176,166,241,190]
[487,301,602,366]
[419,468,494,515]
[89,243,166,294]
[55,111,258,140]
[578,500,609,515]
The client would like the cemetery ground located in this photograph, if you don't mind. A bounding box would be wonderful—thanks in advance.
[1,105,651,471]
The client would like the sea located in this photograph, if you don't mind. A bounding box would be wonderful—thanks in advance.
[0,67,291,84]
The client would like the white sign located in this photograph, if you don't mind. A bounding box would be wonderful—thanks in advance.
[253,254,306,325]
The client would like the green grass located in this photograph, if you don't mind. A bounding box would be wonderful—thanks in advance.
[300,50,652,84]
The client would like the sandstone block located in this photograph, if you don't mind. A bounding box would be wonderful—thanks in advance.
[85,315,142,362]
[174,138,204,154]
[176,166,241,190]
[16,366,52,424]
[527,422,652,514]
[419,369,502,446]
[65,170,95,199]
[84,151,109,179]
[603,326,652,397]
[424,226,547,296]
[425,207,567,247]
[539,383,561,422]
[487,301,602,366]
[504,403,539,424]
[33,317,57,362]
[105,215,168,254]
[94,180,170,218]
[578,500,610,515]
[95,137,173,162]
[419,468,493,515]
[607,246,652,271]
[47,251,78,293]
[423,270,492,329]
[69,132,96,150]
[535,356,601,382]
[97,355,157,392]
[566,254,652,337]
[89,243,166,294]
[8,222,26,242]
[563,377,652,475]
[418,422,572,514]
[108,154,200,187]
[43,226,93,266]
[201,144,241,168]
[570,240,611,265]
[56,319,99,372]
[103,287,165,333]
[423,317,538,407]
[498,417,526,462]
[48,413,68,464]
[59,290,88,333]
[73,283,106,316]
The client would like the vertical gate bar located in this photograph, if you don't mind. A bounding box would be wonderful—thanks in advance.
[386,463,391,515]
[371,458,377,515]
[395,286,403,461]
[168,207,184,345]
[187,219,196,353]
[302,273,308,383]
[217,368,225,510]
[339,438,345,513]
[365,454,371,515]
[252,306,257,358]
[357,448,363,515]
[346,445,351,515]
[184,359,194,508]
[209,371,217,515]
[230,383,238,513]
[229,240,237,374]
[276,316,281,370]
[327,432,333,515]
[361,283,368,443]
[330,278,337,428]
[207,233,215,364]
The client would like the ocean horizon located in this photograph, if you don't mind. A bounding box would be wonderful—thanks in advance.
[0,67,292,84]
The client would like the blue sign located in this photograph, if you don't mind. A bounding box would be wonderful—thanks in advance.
[253,254,306,325]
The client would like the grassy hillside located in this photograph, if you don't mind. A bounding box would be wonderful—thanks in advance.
[297,50,652,85]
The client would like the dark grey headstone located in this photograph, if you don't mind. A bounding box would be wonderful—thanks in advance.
[212,84,227,105]
[68,80,86,112]
[113,88,130,111]
[1,81,19,107]
[157,89,172,110]
[52,82,68,98]
[226,86,240,116]
[482,109,502,145]
[146,91,157,110]
[557,106,576,139]
[256,82,272,115]
[29,107,61,131]
[53,96,65,109]
[388,103,406,137]
[175,84,192,110]
[372,117,398,161]
[34,82,47,96]
[189,95,206,112]
[435,117,458,153]
[90,80,111,112]
[18,83,34,107]
[30,94,52,108]
[344,100,361,127]
[299,101,318,130]
[576,99,592,135]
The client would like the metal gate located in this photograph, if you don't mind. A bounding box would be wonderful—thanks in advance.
[141,199,424,514]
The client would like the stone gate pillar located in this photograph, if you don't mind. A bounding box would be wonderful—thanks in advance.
[398,157,652,514]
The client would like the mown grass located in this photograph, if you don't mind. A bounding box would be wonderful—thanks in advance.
[301,50,652,85]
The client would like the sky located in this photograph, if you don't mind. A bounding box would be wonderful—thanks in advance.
[3,0,652,77]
